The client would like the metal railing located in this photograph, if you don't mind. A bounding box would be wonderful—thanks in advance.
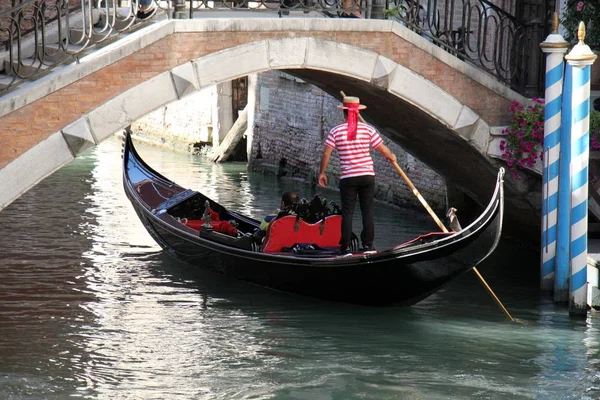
[0,0,547,96]
[388,0,547,96]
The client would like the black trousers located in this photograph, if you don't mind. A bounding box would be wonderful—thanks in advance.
[339,175,375,248]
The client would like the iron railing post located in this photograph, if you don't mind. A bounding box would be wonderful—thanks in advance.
[172,0,186,19]
[370,0,385,19]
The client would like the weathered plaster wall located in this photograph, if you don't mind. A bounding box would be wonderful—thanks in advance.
[131,85,215,153]
[250,71,447,212]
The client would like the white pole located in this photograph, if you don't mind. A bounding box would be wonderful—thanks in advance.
[540,13,569,292]
[565,21,597,316]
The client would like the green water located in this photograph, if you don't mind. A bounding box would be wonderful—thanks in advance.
[0,135,598,400]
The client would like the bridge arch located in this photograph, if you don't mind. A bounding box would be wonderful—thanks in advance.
[0,19,538,235]
[78,37,500,214]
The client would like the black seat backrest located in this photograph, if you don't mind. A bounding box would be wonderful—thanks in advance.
[283,195,341,224]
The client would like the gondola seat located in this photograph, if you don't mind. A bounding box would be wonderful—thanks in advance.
[180,217,238,237]
[199,226,254,251]
[182,219,204,231]
[261,215,342,253]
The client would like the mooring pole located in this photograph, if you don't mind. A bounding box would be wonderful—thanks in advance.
[565,22,597,316]
[539,13,569,293]
[556,62,573,303]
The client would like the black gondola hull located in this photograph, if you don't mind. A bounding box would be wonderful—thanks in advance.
[122,133,504,306]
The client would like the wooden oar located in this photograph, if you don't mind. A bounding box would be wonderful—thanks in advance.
[391,161,448,232]
[340,91,515,322]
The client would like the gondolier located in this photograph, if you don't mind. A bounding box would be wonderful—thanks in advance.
[318,96,397,255]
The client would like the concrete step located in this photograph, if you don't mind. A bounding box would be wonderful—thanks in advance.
[67,27,119,45]
[3,58,49,78]
[0,75,19,90]
[37,42,86,64]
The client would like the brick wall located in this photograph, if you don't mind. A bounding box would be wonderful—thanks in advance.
[250,71,446,212]
[0,31,513,170]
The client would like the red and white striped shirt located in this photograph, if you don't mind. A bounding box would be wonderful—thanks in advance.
[325,122,383,179]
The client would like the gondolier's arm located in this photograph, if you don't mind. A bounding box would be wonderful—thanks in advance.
[318,146,334,187]
[374,143,397,163]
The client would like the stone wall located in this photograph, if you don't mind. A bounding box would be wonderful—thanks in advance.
[249,71,447,213]
[131,86,215,154]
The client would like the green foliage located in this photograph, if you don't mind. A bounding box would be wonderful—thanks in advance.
[590,110,600,149]
[561,0,600,49]
[384,2,407,19]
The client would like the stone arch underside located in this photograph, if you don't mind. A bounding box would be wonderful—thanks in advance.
[91,38,501,200]
[1,33,539,237]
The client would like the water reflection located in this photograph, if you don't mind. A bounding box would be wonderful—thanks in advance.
[0,135,599,399]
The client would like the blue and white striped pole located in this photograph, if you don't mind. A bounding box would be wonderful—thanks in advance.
[555,62,572,303]
[540,14,569,292]
[565,22,597,316]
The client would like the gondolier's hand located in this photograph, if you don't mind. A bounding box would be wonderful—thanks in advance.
[376,144,397,164]
[318,172,328,187]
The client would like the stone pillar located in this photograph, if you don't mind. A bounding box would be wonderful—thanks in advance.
[246,73,258,161]
[212,81,234,148]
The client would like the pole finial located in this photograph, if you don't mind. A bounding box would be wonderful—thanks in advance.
[565,20,596,65]
[578,21,586,43]
[552,12,558,34]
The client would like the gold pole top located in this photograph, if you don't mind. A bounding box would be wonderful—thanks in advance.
[565,21,597,64]
[539,13,568,51]
[578,21,586,43]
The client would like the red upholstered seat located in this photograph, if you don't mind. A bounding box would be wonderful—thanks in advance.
[261,215,342,253]
[181,219,238,236]
[183,219,204,231]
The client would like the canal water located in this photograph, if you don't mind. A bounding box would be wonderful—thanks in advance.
[1,135,599,400]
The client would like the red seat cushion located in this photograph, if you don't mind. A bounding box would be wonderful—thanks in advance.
[261,215,342,253]
[183,219,204,231]
[182,219,238,236]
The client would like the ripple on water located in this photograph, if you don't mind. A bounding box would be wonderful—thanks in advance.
[1,136,599,399]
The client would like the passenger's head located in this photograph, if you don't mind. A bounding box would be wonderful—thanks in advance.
[281,191,299,208]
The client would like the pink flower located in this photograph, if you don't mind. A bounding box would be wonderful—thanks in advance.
[577,1,584,11]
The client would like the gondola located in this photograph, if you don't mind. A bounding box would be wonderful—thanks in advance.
[122,132,505,306]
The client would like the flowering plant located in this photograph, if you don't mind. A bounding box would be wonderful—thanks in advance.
[590,110,600,150]
[499,98,545,179]
[561,1,600,49]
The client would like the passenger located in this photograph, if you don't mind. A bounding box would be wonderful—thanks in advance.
[340,0,362,18]
[254,191,299,242]
[135,0,157,20]
[318,96,397,256]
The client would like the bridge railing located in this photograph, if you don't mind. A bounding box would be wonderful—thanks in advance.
[389,0,545,97]
[0,0,545,96]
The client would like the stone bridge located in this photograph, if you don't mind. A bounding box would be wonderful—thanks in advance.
[0,18,540,236]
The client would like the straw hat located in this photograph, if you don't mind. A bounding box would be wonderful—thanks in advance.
[337,96,367,110]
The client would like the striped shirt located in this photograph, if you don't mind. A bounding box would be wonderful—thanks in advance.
[325,122,383,179]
